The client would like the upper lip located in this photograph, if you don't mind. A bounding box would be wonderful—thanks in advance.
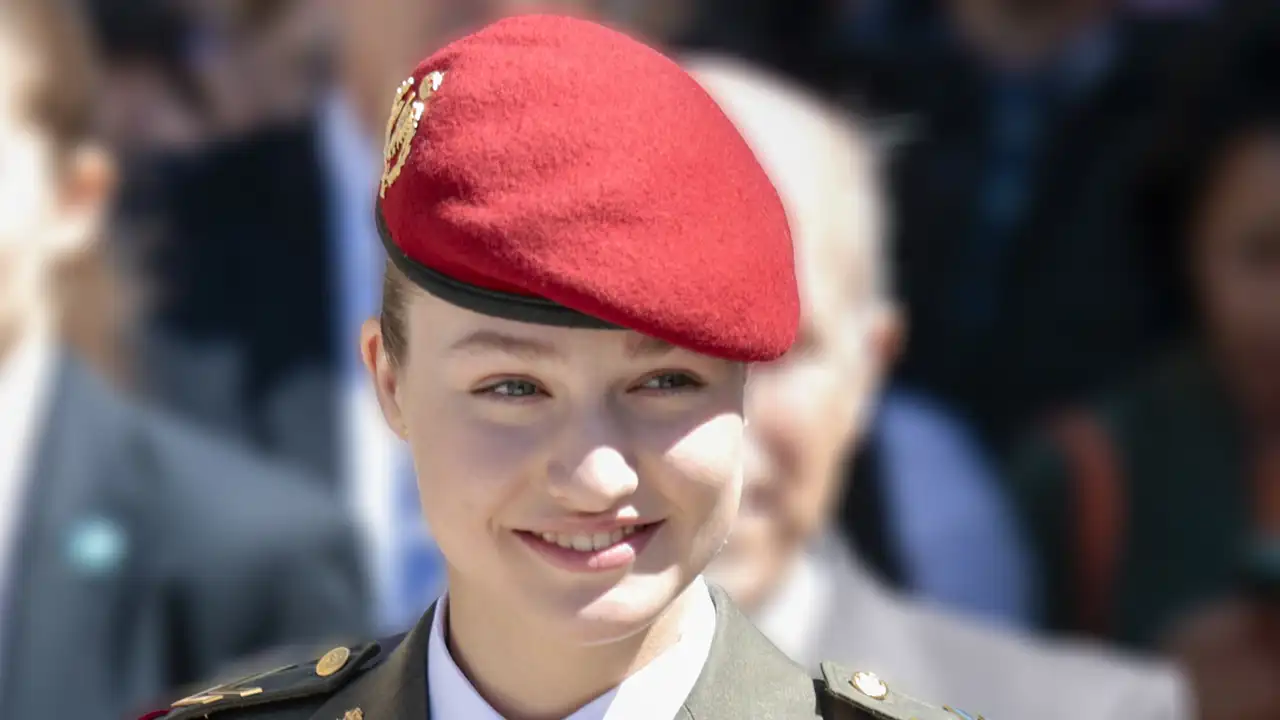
[517,518,663,535]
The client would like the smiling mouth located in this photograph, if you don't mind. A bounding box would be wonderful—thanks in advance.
[513,521,665,572]
[532,524,653,552]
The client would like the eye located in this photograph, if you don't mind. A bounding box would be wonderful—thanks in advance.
[475,378,546,399]
[634,372,704,393]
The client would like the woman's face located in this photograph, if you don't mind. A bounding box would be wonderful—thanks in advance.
[1193,129,1280,419]
[367,289,746,645]
[0,29,61,317]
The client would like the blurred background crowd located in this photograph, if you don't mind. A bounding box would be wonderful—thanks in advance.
[2,0,1279,717]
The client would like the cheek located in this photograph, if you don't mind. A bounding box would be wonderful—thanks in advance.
[656,413,745,540]
[776,364,863,460]
[399,389,543,540]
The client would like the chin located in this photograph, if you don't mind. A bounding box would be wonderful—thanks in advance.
[527,570,689,647]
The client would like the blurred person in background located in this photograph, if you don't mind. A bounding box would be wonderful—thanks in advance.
[880,0,1193,458]
[86,0,205,157]
[688,56,1034,626]
[0,0,369,716]
[182,0,334,137]
[692,56,1198,720]
[1008,3,1280,674]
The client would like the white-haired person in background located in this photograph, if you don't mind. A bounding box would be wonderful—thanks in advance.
[689,56,1200,720]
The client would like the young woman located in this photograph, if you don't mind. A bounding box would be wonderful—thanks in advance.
[154,14,962,720]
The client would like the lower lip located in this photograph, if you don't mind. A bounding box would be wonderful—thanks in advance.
[515,522,663,573]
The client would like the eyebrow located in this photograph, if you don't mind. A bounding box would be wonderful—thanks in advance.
[624,335,678,359]
[446,330,678,361]
[448,331,562,360]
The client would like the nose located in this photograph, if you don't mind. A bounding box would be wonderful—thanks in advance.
[552,443,640,509]
[547,445,639,512]
[545,408,639,512]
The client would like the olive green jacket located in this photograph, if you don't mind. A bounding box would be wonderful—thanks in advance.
[154,585,969,719]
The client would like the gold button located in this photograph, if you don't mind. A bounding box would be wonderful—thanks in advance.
[850,671,889,700]
[316,646,352,677]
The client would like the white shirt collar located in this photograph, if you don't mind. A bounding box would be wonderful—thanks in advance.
[428,576,717,720]
[753,552,832,664]
[0,328,55,593]
[0,328,55,496]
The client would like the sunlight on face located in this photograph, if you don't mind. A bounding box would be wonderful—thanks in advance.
[384,290,746,644]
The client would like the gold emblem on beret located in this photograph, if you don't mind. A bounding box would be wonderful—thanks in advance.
[315,646,352,677]
[381,70,445,198]
[343,709,364,720]
[849,671,889,700]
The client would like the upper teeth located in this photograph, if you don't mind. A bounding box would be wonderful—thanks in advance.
[541,526,639,551]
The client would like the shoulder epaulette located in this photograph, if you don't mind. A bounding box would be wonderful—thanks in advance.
[147,642,385,719]
[819,662,985,720]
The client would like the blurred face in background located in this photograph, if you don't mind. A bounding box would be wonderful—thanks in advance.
[688,64,901,611]
[691,66,899,611]
[1192,128,1280,423]
[0,5,111,357]
[712,217,897,610]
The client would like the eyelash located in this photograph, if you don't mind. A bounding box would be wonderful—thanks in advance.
[474,372,705,401]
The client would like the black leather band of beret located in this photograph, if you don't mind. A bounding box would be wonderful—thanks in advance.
[375,203,620,329]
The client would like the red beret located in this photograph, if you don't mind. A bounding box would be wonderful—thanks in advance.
[376,14,797,362]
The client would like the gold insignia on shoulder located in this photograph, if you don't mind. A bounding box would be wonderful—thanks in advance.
[820,661,969,719]
[170,663,290,708]
[343,709,364,720]
[316,646,352,677]
[380,70,445,198]
[850,670,889,700]
[171,693,220,707]
[171,686,263,707]
[943,706,985,720]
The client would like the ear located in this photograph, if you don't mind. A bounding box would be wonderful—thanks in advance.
[361,317,408,440]
[50,145,116,260]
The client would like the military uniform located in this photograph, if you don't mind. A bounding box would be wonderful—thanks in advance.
[150,586,971,720]
[143,14,973,720]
